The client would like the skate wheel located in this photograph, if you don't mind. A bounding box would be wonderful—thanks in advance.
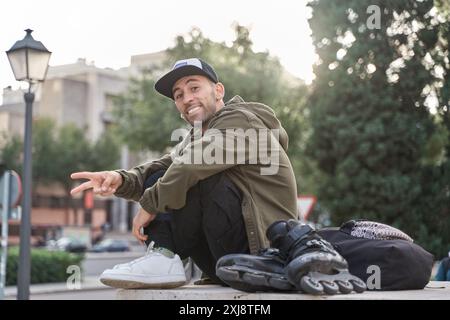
[350,279,367,293]
[300,276,324,295]
[320,281,339,295]
[336,280,353,294]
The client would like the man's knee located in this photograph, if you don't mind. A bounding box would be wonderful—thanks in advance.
[198,172,242,203]
[144,170,242,207]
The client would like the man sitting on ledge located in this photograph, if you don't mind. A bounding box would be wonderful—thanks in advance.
[70,58,299,289]
[71,58,371,296]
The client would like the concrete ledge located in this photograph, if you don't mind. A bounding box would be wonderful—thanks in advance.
[116,281,450,300]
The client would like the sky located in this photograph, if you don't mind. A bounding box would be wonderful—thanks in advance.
[1,0,316,98]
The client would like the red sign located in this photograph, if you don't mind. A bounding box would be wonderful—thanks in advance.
[0,170,22,208]
[84,190,94,209]
[297,196,317,221]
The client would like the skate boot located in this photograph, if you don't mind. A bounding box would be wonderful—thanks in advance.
[216,248,295,293]
[267,219,366,295]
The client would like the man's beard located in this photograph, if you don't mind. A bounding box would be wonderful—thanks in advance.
[187,93,217,126]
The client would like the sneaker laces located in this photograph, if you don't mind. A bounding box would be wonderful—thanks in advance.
[133,241,161,264]
[146,241,156,255]
[113,241,162,269]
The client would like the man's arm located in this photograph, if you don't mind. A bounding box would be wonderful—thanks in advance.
[113,153,173,201]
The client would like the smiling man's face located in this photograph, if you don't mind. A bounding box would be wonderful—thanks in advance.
[172,75,225,126]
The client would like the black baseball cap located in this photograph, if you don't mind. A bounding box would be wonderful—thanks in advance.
[154,58,218,99]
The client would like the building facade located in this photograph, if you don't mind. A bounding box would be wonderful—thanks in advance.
[0,51,167,244]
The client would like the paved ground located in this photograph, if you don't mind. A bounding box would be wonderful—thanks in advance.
[117,281,450,300]
[4,278,449,300]
[3,276,112,300]
[28,288,117,300]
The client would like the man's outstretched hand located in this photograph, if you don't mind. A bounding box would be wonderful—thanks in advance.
[70,171,123,196]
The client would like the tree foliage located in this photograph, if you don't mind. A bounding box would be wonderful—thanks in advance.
[0,119,120,211]
[307,0,449,256]
[112,73,185,153]
[0,133,23,174]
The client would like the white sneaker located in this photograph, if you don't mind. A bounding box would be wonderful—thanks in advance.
[100,242,187,289]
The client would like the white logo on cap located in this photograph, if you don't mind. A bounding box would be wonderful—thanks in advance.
[173,58,202,70]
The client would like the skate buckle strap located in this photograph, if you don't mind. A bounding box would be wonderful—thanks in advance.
[280,224,314,255]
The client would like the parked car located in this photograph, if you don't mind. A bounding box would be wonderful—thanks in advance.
[89,239,130,253]
[47,237,88,253]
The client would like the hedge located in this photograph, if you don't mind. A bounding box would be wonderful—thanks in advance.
[5,247,84,286]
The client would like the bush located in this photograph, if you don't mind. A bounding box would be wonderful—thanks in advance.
[6,246,84,286]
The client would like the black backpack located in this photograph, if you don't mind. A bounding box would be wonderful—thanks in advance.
[317,220,434,290]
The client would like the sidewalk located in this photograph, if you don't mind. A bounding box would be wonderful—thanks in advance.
[116,281,450,300]
[3,276,109,299]
[4,279,450,300]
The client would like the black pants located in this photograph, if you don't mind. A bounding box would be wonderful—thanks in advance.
[143,170,250,283]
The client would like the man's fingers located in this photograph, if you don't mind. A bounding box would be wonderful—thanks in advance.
[71,171,97,180]
[140,234,148,246]
[99,188,116,197]
[132,225,148,242]
[132,226,139,240]
[101,174,114,192]
[70,181,93,195]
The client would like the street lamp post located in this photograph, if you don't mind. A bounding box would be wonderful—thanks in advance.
[6,29,51,300]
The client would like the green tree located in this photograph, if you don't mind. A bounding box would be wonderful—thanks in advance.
[53,123,91,190]
[88,127,121,172]
[307,0,449,256]
[1,119,120,218]
[436,0,450,17]
[52,122,120,217]
[112,71,186,153]
[33,118,59,187]
[0,133,23,174]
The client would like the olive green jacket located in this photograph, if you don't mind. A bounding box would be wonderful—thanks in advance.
[114,96,298,253]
